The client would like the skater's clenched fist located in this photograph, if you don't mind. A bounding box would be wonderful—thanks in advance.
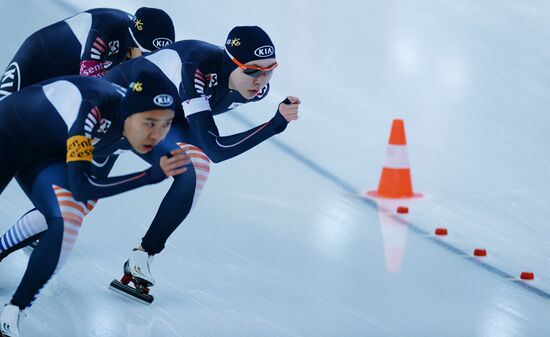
[278,96,301,122]
[160,148,191,177]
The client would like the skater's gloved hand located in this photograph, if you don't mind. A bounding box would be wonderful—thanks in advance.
[160,148,191,177]
[271,96,301,133]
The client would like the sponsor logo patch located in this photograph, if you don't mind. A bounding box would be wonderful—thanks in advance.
[79,60,103,77]
[130,81,143,92]
[256,85,268,98]
[108,40,120,56]
[153,94,174,107]
[67,135,93,163]
[98,119,112,134]
[254,45,274,58]
[206,73,218,88]
[0,62,21,96]
[227,38,241,47]
[134,19,144,31]
[152,37,172,49]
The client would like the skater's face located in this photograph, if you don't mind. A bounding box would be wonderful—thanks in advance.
[228,58,277,99]
[123,109,175,154]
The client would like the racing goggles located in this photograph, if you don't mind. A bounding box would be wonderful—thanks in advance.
[225,47,278,78]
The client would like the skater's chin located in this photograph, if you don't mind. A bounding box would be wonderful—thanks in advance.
[134,144,154,154]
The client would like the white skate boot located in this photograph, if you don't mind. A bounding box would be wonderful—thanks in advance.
[109,248,156,303]
[125,249,155,287]
[0,304,25,337]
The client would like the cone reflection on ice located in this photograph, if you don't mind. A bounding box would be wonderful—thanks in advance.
[376,199,410,273]
[368,119,421,199]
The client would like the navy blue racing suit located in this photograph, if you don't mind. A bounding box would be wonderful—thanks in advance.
[1,8,138,98]
[0,76,169,309]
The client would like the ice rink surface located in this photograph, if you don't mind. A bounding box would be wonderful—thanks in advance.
[0,0,549,336]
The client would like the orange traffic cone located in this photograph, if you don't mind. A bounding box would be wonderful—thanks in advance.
[368,119,421,199]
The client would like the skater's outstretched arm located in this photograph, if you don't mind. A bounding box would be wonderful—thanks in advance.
[184,97,300,163]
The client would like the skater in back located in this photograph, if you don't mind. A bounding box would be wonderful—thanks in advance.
[0,7,174,98]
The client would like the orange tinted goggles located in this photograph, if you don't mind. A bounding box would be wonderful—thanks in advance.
[225,48,278,78]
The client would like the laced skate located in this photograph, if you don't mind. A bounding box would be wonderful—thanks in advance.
[109,249,155,304]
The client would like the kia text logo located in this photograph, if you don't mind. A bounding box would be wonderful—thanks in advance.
[154,94,174,107]
[0,62,21,96]
[153,38,173,49]
[254,45,274,57]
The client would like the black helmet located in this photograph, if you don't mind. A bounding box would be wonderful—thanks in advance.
[128,7,175,52]
[120,69,177,120]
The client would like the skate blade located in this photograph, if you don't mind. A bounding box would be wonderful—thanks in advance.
[109,279,154,304]
[133,276,154,288]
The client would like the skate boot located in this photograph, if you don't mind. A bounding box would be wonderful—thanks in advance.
[126,249,156,286]
[0,304,25,337]
[109,249,155,304]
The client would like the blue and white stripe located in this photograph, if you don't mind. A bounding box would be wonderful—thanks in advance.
[0,210,47,252]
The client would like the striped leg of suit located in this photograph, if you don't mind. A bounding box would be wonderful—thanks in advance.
[52,185,96,272]
[0,209,47,261]
[10,163,96,309]
[0,196,95,262]
[177,142,210,208]
[140,142,210,255]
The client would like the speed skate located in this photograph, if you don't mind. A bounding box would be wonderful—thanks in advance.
[109,261,155,304]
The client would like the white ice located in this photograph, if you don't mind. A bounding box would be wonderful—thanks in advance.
[0,0,549,336]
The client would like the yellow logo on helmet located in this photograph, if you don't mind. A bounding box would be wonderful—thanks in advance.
[131,81,143,92]
[134,19,144,31]
[228,38,241,47]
